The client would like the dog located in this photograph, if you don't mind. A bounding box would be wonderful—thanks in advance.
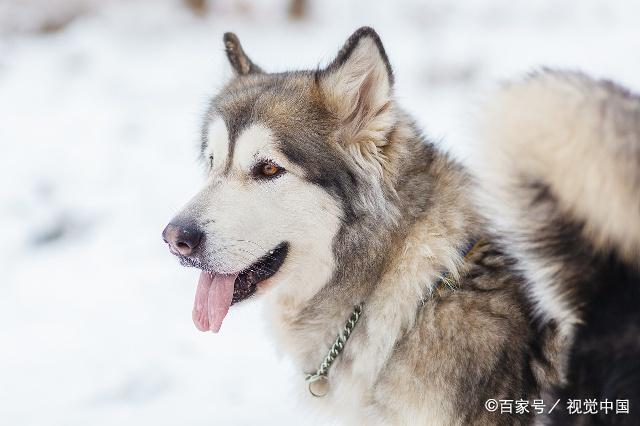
[162,27,639,424]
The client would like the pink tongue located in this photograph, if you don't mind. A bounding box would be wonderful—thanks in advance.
[192,271,237,333]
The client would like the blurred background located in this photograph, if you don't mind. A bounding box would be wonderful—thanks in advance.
[1,1,639,425]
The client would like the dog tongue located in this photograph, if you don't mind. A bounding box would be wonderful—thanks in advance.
[192,271,237,333]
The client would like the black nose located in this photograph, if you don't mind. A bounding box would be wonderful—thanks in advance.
[162,222,203,256]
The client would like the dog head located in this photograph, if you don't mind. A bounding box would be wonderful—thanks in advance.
[163,27,400,332]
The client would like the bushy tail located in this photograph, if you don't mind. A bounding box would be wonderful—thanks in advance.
[467,70,640,423]
[468,70,640,331]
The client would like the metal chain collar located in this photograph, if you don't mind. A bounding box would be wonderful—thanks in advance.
[304,304,363,397]
[302,238,481,398]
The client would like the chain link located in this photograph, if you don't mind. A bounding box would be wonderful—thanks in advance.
[305,304,363,387]
[304,240,482,396]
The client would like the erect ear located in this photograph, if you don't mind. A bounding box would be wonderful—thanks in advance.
[223,32,263,76]
[317,27,395,171]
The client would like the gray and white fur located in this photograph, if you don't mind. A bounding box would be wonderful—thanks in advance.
[163,28,639,425]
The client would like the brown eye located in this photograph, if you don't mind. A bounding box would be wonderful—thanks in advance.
[262,163,279,176]
[253,160,285,179]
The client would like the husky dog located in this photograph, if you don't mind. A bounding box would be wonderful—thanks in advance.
[163,27,639,424]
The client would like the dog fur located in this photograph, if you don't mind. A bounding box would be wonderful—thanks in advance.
[164,28,639,425]
[467,70,640,425]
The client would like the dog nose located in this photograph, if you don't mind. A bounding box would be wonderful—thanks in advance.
[162,222,203,256]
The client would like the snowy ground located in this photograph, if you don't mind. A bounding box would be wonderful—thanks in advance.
[1,1,639,425]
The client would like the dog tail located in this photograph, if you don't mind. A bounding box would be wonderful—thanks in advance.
[468,70,640,422]
[468,69,640,331]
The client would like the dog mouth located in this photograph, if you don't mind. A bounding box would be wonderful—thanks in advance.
[191,242,288,333]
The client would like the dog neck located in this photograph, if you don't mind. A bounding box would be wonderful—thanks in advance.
[263,120,479,405]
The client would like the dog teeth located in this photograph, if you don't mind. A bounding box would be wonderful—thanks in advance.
[269,250,274,254]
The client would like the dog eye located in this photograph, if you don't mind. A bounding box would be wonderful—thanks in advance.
[252,160,284,179]
[262,163,279,176]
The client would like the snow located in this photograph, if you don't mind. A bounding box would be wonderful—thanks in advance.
[1,1,639,424]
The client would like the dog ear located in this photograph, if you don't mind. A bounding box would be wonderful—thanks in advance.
[318,27,395,172]
[223,32,263,76]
